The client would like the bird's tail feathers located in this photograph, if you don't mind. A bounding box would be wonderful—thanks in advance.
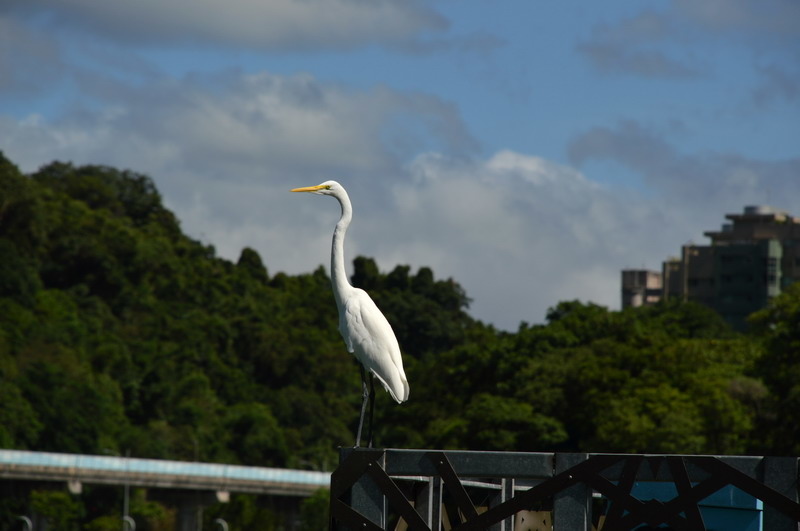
[373,371,409,404]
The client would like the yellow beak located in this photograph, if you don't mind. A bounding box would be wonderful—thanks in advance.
[291,184,327,193]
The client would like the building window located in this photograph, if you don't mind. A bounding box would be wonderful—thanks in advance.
[767,257,778,271]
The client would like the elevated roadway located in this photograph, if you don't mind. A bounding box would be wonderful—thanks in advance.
[0,449,330,497]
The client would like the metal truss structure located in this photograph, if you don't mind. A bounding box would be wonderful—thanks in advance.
[330,448,800,531]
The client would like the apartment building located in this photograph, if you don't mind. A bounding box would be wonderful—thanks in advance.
[621,269,663,309]
[665,205,799,328]
[623,206,800,329]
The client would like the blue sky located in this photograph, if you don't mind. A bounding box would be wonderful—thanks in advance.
[2,0,799,329]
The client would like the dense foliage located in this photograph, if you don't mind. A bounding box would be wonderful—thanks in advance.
[0,152,797,529]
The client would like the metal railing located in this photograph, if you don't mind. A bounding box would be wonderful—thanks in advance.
[329,448,800,531]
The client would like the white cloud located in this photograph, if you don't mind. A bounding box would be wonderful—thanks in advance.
[0,15,64,94]
[577,0,800,79]
[362,151,680,328]
[0,67,485,310]
[2,22,798,331]
[674,0,800,40]
[1,63,663,329]
[753,63,800,106]
[1,69,475,177]
[5,67,797,329]
[567,120,800,213]
[3,0,447,50]
[576,10,701,79]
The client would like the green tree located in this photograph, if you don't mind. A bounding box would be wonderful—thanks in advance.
[298,488,330,531]
[749,282,800,454]
[30,490,82,531]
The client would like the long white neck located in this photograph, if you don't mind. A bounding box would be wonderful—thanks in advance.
[331,189,354,308]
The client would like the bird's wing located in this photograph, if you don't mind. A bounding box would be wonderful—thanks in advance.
[343,289,409,403]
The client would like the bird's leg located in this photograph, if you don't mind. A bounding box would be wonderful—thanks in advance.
[355,365,369,448]
[367,373,376,448]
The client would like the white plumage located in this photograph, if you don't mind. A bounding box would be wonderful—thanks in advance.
[292,180,409,446]
[341,287,409,403]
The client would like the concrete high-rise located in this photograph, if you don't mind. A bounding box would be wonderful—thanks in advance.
[621,269,663,309]
[660,206,800,329]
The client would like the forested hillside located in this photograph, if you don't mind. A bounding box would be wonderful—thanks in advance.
[1,152,798,529]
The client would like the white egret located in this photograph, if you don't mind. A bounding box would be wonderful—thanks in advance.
[291,181,409,447]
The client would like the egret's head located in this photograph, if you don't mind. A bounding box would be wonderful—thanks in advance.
[290,180,341,196]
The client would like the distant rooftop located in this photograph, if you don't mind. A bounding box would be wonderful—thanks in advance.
[727,205,798,223]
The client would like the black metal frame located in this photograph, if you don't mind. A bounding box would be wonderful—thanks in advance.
[329,449,800,531]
